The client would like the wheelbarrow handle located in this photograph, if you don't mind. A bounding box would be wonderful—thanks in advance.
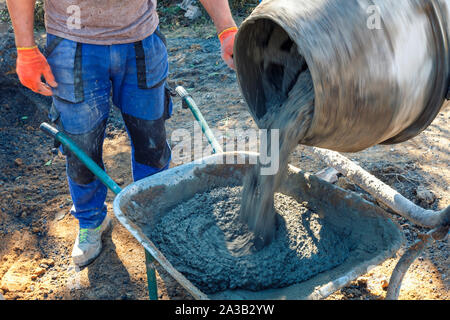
[39,122,123,195]
[40,122,60,137]
[176,86,223,154]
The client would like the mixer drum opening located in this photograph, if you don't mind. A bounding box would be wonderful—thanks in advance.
[234,18,312,124]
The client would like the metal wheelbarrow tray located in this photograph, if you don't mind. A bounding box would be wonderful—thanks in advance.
[113,152,404,300]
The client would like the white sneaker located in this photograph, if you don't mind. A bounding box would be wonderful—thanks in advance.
[71,216,111,267]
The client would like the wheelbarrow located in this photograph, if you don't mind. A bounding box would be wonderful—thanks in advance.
[39,86,448,300]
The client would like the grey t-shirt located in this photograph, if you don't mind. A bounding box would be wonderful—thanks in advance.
[44,0,159,45]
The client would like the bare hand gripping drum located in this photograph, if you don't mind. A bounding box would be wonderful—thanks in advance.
[234,0,449,152]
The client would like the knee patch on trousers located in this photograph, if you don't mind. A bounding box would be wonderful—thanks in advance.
[63,120,107,185]
[123,113,170,169]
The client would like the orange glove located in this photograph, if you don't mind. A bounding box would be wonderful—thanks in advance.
[218,27,238,70]
[16,46,57,96]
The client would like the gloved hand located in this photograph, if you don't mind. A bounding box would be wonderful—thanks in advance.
[218,27,238,70]
[16,46,57,96]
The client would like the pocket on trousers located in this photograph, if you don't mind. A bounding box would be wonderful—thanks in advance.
[134,30,169,89]
[46,34,84,103]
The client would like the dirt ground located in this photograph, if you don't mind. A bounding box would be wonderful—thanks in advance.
[0,20,449,300]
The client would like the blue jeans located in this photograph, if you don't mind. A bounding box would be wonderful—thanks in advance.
[46,30,172,229]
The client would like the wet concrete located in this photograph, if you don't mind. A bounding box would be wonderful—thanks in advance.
[149,185,352,294]
[117,160,403,299]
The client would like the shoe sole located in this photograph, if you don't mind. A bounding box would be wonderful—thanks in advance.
[73,244,103,267]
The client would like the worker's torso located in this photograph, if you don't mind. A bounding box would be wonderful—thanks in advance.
[44,0,159,45]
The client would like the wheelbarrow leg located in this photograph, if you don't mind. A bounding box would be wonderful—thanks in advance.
[145,250,158,300]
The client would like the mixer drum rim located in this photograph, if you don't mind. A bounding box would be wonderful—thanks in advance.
[382,0,449,145]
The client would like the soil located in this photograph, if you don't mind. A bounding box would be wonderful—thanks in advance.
[0,21,448,300]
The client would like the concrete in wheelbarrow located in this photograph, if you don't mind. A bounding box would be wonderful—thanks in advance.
[113,152,404,300]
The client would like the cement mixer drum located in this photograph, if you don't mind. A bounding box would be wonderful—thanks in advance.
[234,0,449,152]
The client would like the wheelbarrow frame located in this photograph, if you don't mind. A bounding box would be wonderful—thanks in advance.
[39,121,402,299]
[39,86,448,300]
[113,152,404,300]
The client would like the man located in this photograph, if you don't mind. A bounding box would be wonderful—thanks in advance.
[6,0,237,267]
